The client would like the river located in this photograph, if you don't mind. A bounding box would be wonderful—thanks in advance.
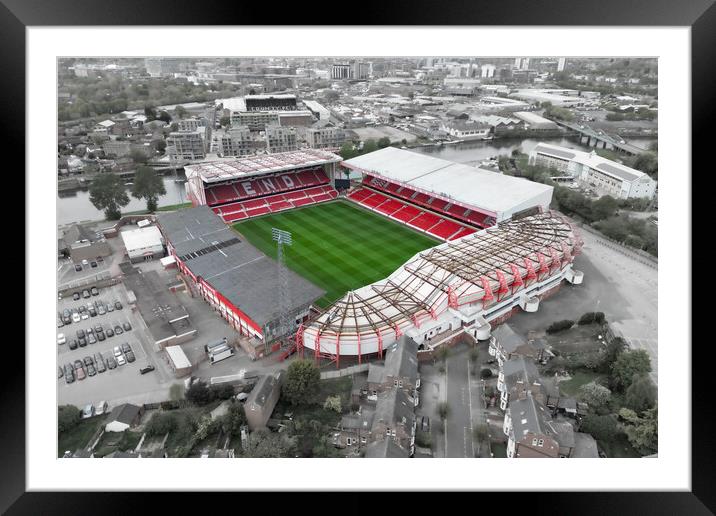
[57,174,188,226]
[56,134,655,226]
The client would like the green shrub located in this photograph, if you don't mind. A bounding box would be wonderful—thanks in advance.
[546,320,574,334]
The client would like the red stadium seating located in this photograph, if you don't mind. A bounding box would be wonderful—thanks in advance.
[311,193,333,203]
[292,197,315,208]
[224,211,248,222]
[428,198,449,211]
[448,227,477,240]
[376,199,403,215]
[241,198,268,210]
[391,205,422,223]
[409,212,442,231]
[426,219,464,239]
[206,183,241,204]
[269,201,293,212]
[284,190,307,201]
[447,204,470,218]
[246,206,271,217]
[363,192,389,208]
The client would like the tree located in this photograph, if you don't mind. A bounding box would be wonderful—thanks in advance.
[591,195,619,221]
[174,105,188,119]
[624,374,657,412]
[157,110,172,123]
[58,405,81,433]
[144,105,157,121]
[219,115,231,127]
[618,406,657,455]
[129,148,149,164]
[611,349,652,392]
[339,142,357,160]
[323,395,342,413]
[185,381,215,405]
[282,359,320,405]
[211,383,236,400]
[220,403,247,437]
[632,152,658,178]
[377,136,391,148]
[579,382,611,409]
[131,165,166,212]
[323,90,339,102]
[146,412,178,437]
[598,336,627,374]
[580,414,620,442]
[546,320,574,334]
[437,402,450,421]
[480,368,493,379]
[244,430,295,458]
[473,424,489,443]
[362,139,378,154]
[88,172,130,220]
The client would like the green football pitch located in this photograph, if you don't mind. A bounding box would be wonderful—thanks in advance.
[232,200,440,308]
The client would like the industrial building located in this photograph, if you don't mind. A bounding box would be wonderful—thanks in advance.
[156,206,323,343]
[297,210,584,366]
[120,225,165,263]
[244,94,297,112]
[529,143,657,199]
[513,111,559,131]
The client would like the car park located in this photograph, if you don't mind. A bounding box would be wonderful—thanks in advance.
[82,289,91,299]
[106,355,117,369]
[57,333,66,345]
[68,339,78,350]
[72,291,81,301]
[91,286,99,296]
[140,364,155,375]
[123,322,132,332]
[105,327,114,338]
[95,353,106,373]
[115,301,123,310]
[114,325,123,335]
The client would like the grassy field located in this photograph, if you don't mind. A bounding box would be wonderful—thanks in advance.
[233,201,439,307]
[558,371,605,397]
[58,416,104,457]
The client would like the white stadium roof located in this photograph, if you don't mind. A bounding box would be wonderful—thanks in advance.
[184,149,342,184]
[342,147,553,219]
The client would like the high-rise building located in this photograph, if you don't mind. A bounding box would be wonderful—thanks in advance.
[144,58,184,77]
[331,63,351,80]
[480,64,496,78]
[306,127,345,149]
[167,130,206,161]
[557,57,567,72]
[514,57,531,70]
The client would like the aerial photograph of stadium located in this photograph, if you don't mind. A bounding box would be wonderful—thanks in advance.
[56,56,658,459]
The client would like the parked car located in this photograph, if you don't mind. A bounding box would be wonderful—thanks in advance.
[82,404,95,419]
[113,346,122,357]
[74,361,86,381]
[95,353,106,373]
[96,256,104,263]
[80,312,89,320]
[83,356,93,367]
[57,333,66,345]
[96,330,105,342]
[125,350,136,363]
[95,400,108,415]
[105,327,114,338]
[74,264,82,272]
[87,334,96,345]
[76,329,85,339]
[90,261,98,268]
[116,354,126,366]
[123,322,132,332]
[78,337,87,347]
[81,259,89,266]
[82,289,91,299]
[140,364,155,375]
[86,363,97,376]
[106,355,117,369]
[72,312,81,324]
[57,319,64,329]
[114,325,124,335]
[97,303,106,315]
[121,342,132,354]
[68,339,78,350]
[89,307,97,317]
[90,286,99,296]
[114,301,123,310]
[72,291,81,300]
[64,365,75,384]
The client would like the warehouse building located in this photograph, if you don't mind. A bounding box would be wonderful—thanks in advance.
[513,111,559,131]
[529,143,657,199]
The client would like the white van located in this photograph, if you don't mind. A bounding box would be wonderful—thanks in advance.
[81,404,95,419]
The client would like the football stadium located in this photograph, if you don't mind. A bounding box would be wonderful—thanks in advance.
[157,147,583,365]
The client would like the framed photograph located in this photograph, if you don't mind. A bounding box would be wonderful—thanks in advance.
[9,0,710,511]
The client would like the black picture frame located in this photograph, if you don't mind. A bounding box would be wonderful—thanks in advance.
[7,0,710,513]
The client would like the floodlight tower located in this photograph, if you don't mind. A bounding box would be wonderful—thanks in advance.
[272,228,293,352]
